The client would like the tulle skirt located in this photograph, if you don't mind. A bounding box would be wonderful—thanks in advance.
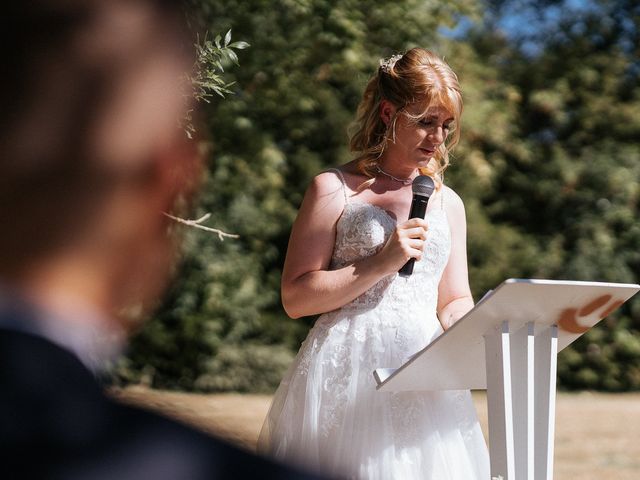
[259,305,490,479]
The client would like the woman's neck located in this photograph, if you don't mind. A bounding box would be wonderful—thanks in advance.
[377,156,418,182]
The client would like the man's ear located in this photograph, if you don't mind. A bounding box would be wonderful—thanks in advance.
[152,136,203,218]
[379,100,397,127]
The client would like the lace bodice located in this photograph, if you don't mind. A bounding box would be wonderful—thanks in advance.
[330,199,451,315]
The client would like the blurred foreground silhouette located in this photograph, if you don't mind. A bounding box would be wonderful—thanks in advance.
[0,1,326,478]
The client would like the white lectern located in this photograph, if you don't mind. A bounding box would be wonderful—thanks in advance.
[374,279,640,480]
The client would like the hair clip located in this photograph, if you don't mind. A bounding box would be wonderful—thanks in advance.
[379,54,403,74]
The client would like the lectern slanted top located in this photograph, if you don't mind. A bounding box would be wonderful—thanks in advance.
[375,278,639,392]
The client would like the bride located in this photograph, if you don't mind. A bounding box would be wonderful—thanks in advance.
[259,48,490,480]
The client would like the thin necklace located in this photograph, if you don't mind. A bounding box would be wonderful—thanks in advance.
[375,165,414,185]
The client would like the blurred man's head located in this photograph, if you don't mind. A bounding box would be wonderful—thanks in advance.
[0,0,200,327]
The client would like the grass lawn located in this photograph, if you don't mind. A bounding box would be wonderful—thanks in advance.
[112,387,640,479]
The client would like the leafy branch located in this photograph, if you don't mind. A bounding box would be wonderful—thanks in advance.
[183,29,250,139]
[173,29,248,240]
[193,29,250,102]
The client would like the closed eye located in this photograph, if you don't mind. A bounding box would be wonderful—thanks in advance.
[418,119,454,130]
[418,118,436,126]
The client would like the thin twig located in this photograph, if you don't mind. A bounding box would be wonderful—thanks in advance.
[163,212,239,241]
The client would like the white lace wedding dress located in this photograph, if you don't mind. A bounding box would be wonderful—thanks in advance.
[259,170,490,479]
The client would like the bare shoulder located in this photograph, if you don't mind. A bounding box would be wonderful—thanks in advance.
[312,169,345,193]
[441,184,466,223]
[311,162,366,198]
[297,169,346,221]
[305,169,347,206]
[442,184,464,209]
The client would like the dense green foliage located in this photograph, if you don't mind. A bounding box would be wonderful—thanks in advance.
[116,0,640,392]
[464,0,640,390]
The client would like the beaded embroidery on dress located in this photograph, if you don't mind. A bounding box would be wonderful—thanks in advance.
[258,170,490,480]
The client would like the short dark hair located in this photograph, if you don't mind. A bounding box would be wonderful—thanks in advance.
[0,0,191,277]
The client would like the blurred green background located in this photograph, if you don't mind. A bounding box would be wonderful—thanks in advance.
[113,0,640,393]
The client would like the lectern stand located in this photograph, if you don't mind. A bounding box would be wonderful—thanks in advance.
[374,279,639,480]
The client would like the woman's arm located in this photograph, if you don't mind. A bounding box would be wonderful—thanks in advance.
[281,171,428,319]
[437,186,474,330]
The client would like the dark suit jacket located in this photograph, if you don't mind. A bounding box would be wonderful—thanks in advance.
[0,307,324,480]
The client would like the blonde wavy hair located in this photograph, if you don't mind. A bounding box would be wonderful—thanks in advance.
[349,48,463,187]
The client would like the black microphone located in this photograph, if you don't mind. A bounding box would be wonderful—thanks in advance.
[398,175,435,277]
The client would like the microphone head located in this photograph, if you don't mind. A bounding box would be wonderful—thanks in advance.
[411,175,435,198]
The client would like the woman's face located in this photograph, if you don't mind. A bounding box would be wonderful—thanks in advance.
[382,102,454,169]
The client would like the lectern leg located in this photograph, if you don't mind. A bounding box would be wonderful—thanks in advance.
[511,322,535,479]
[484,321,515,479]
[484,321,558,480]
[534,325,558,480]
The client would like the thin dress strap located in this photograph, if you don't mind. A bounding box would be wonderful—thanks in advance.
[440,186,445,210]
[327,168,349,204]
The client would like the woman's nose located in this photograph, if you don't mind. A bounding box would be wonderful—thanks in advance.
[429,126,445,144]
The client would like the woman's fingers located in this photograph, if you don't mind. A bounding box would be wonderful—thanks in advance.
[378,218,430,272]
[407,238,425,249]
[402,227,428,240]
[407,240,425,260]
[397,239,426,263]
[402,218,429,230]
[397,219,428,239]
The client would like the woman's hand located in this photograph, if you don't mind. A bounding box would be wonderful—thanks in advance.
[375,218,429,275]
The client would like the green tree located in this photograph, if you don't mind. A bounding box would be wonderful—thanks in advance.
[118,0,640,392]
[463,0,640,390]
[119,0,481,391]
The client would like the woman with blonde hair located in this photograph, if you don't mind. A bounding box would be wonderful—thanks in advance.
[259,48,490,479]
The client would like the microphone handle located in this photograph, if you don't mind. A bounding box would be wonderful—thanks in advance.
[398,194,430,277]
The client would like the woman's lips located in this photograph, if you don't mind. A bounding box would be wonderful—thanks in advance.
[420,147,436,155]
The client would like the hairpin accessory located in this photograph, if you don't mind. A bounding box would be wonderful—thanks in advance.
[380,54,403,74]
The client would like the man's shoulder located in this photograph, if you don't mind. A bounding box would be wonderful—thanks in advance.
[0,328,325,480]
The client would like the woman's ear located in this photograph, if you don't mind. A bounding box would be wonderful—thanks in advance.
[379,100,397,127]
